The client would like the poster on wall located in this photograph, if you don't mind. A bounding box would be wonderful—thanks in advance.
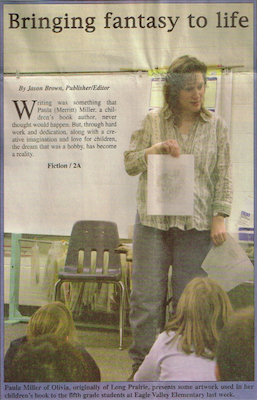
[1,1,255,399]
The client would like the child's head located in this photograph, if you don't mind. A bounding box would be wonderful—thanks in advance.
[27,301,77,343]
[166,277,233,358]
[216,306,254,381]
[9,334,90,382]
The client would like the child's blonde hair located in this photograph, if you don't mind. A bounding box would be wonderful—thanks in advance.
[27,301,77,344]
[165,277,233,359]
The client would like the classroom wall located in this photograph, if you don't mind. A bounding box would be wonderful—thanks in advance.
[228,72,254,235]
[3,1,254,237]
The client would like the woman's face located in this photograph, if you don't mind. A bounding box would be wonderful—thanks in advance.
[178,72,205,116]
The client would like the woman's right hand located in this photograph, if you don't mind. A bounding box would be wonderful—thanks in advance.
[144,139,180,161]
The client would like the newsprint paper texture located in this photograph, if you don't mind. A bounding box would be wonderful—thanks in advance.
[1,1,256,399]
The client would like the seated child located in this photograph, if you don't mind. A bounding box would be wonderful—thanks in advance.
[4,301,101,381]
[134,277,233,381]
[215,306,254,381]
[7,334,92,382]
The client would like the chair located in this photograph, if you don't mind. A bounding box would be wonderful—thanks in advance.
[54,220,126,349]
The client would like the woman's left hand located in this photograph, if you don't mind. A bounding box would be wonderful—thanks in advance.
[210,216,227,246]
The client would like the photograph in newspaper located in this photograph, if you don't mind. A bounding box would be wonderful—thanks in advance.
[1,1,255,399]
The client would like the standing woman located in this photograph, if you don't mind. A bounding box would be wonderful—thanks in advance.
[124,55,233,378]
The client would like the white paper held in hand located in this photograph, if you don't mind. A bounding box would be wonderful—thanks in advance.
[147,154,194,216]
[201,233,254,292]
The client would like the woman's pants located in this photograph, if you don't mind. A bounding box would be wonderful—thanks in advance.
[128,215,213,369]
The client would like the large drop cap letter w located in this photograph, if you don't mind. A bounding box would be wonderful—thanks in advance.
[12,100,37,119]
